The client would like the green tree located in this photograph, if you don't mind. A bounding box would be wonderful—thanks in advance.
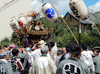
[88,29,100,47]
[11,32,25,47]
[0,37,10,46]
[38,18,77,47]
[1,16,99,48]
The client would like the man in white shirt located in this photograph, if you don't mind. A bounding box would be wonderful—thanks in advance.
[87,46,93,56]
[25,47,34,67]
[31,40,46,62]
[31,48,42,61]
[80,44,94,73]
[30,45,57,74]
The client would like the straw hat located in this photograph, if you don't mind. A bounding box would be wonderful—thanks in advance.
[38,40,46,47]
[92,47,100,52]
[26,47,31,52]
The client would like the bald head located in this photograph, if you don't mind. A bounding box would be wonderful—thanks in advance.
[62,47,67,54]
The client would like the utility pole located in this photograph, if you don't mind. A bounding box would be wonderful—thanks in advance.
[79,19,81,44]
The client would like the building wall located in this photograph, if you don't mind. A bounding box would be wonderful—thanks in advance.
[65,14,86,32]
[0,0,31,40]
[65,15,79,27]
[69,15,79,26]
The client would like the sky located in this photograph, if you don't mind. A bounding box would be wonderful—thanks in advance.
[31,0,100,16]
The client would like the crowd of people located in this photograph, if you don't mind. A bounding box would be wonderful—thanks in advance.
[0,40,100,74]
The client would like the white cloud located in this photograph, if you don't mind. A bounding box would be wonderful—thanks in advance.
[31,0,43,12]
[31,0,70,16]
[54,0,70,14]
[61,15,64,18]
[88,0,100,12]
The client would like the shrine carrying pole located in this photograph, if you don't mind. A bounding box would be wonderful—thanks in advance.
[88,11,100,36]
[49,0,79,44]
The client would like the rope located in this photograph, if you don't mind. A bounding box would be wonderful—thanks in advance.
[49,0,79,44]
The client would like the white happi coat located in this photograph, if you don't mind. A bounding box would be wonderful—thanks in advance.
[30,54,57,74]
[31,48,42,61]
[80,50,94,71]
[28,51,34,66]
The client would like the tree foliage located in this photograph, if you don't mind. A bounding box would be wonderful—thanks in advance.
[0,17,100,48]
[38,18,78,47]
[88,29,100,48]
[38,18,97,47]
[0,37,17,46]
[11,32,25,47]
[0,37,10,46]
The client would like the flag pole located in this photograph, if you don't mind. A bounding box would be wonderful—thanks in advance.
[49,0,79,43]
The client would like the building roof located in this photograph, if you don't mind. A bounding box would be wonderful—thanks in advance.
[64,12,100,25]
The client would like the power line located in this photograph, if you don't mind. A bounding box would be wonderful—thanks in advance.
[0,0,19,12]
[0,1,6,4]
[0,0,15,9]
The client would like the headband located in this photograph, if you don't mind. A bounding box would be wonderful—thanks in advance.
[0,51,9,59]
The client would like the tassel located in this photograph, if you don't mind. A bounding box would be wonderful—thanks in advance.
[47,40,51,50]
[25,37,29,47]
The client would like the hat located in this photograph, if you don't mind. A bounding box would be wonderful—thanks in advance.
[9,44,15,48]
[31,44,36,50]
[26,47,31,52]
[0,51,9,59]
[38,40,46,47]
[89,48,92,50]
[92,47,100,51]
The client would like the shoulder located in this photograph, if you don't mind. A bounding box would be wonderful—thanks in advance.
[79,60,88,67]
[46,57,54,62]
[4,63,14,74]
[32,57,40,66]
[31,51,35,55]
[79,60,89,74]
[94,56,100,61]
[9,57,16,62]
[18,53,27,58]
[16,58,21,61]
[59,59,69,66]
[81,51,88,54]
[60,58,83,68]
[96,56,99,59]
[37,57,51,64]
[4,63,13,69]
[28,52,32,55]
[93,56,98,59]
[36,49,41,52]
[60,59,83,74]
[5,62,11,65]
[33,49,40,53]
[79,61,89,72]
[34,57,40,62]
